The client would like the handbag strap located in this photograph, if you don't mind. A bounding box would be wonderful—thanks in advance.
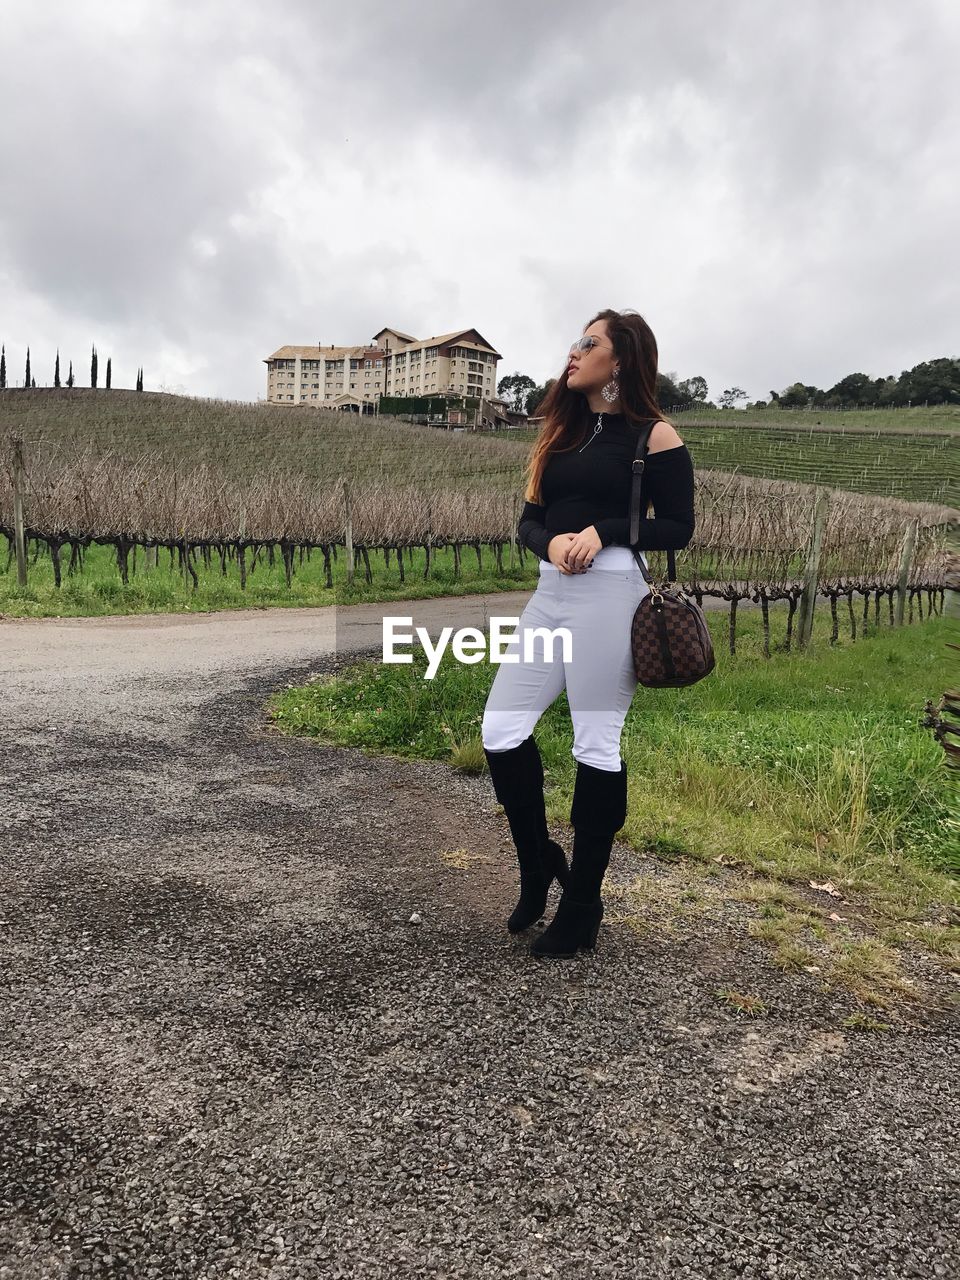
[629,418,677,586]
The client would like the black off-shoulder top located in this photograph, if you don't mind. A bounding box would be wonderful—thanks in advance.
[517,413,695,561]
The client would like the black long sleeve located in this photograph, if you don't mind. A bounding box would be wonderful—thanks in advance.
[592,444,695,551]
[517,501,554,561]
[517,440,696,558]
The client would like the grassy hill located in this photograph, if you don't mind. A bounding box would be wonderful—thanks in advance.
[0,388,525,490]
[1,389,958,507]
[518,406,960,507]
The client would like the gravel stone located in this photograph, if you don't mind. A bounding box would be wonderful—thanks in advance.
[0,611,957,1279]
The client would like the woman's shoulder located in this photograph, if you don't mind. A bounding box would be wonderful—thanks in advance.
[644,419,686,454]
[624,418,687,461]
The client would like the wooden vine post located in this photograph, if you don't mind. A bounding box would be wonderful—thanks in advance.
[342,478,355,585]
[797,486,830,650]
[508,494,519,570]
[12,435,28,587]
[895,518,918,627]
[424,501,433,579]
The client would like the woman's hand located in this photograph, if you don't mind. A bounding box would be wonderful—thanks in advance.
[562,525,602,572]
[547,533,581,574]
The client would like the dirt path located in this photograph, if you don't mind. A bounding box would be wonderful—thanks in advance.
[0,602,957,1278]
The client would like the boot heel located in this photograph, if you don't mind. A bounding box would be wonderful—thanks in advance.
[507,838,567,933]
[546,839,569,888]
[530,894,602,959]
[581,922,601,951]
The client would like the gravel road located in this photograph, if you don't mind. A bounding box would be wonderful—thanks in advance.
[0,598,957,1279]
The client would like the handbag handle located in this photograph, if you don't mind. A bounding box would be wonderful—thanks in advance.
[629,418,677,587]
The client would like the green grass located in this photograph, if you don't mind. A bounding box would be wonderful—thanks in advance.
[267,606,959,915]
[2,534,949,620]
[0,538,828,618]
[0,539,541,618]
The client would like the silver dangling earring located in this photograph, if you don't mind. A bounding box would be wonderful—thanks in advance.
[601,368,620,404]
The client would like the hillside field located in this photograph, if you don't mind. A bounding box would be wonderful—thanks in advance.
[1,390,958,508]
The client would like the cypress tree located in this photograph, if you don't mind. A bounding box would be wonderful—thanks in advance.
[67,360,75,388]
[136,366,143,392]
[31,376,36,388]
[91,345,98,389]
[54,350,61,388]
[106,356,112,389]
[0,345,6,389]
[25,346,31,387]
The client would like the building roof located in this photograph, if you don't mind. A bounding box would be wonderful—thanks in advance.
[264,327,502,362]
[372,327,417,344]
[451,339,500,356]
[373,326,502,357]
[414,329,502,357]
[264,345,383,362]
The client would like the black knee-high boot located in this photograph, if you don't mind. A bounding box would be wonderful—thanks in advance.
[484,735,569,933]
[530,758,628,959]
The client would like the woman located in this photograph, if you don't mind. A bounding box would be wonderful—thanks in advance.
[481,308,695,959]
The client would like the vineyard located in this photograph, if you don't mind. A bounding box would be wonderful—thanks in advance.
[518,407,960,508]
[1,389,957,654]
[656,423,954,506]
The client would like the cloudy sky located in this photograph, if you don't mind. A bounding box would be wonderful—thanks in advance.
[1,0,956,404]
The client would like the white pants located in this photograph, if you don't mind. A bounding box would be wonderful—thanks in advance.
[481,545,650,772]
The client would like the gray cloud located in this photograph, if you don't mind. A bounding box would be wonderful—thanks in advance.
[0,0,956,404]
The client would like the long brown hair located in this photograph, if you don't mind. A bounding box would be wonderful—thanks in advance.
[523,308,670,502]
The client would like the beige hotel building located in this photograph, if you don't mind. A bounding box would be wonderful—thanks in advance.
[264,326,502,414]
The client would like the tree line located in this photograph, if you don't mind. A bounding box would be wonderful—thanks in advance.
[498,356,960,415]
[0,344,144,392]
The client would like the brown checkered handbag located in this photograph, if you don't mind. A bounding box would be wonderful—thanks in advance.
[629,423,715,687]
